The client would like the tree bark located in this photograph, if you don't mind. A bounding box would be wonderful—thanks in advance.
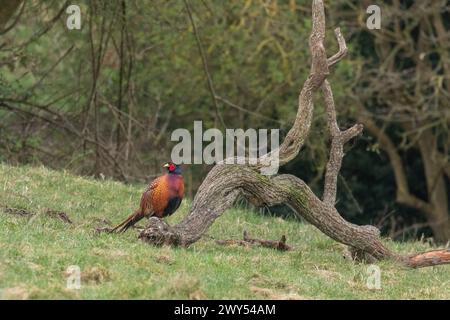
[139,0,450,269]
[417,129,450,242]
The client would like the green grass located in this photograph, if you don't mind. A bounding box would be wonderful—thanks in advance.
[0,163,449,299]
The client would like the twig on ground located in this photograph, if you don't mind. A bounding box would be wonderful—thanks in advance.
[216,230,293,251]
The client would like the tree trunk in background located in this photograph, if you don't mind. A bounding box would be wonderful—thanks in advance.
[360,115,450,243]
[417,129,450,242]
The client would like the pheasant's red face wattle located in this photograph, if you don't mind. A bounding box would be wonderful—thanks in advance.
[169,163,176,172]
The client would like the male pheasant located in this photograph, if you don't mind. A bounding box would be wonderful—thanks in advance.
[110,162,184,233]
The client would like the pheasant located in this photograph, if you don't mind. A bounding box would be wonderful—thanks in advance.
[110,162,184,233]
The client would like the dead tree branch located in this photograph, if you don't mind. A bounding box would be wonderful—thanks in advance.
[216,231,293,251]
[322,79,363,206]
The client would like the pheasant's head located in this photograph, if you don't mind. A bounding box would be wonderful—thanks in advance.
[163,162,182,175]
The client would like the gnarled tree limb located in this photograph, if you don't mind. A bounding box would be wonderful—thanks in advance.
[322,79,363,206]
[139,0,450,269]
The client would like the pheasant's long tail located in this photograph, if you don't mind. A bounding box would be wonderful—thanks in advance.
[110,211,145,233]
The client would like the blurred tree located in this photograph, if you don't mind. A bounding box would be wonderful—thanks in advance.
[331,0,450,242]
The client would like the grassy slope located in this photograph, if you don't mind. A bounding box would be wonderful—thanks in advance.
[0,164,448,300]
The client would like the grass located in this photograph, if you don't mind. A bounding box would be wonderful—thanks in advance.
[0,163,449,300]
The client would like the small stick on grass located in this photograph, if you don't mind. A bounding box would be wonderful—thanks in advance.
[216,230,293,251]
[46,209,73,224]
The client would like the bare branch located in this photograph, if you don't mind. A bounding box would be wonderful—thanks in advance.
[322,25,357,205]
[215,95,285,125]
[260,0,329,168]
[361,115,434,215]
[0,101,128,181]
[327,28,348,68]
[183,0,225,128]
[403,249,450,268]
[322,79,363,205]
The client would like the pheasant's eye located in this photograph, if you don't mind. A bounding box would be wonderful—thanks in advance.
[169,163,176,171]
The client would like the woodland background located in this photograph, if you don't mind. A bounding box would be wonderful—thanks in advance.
[1,0,449,242]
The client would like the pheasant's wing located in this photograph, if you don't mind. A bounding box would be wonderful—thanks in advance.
[148,175,171,216]
[110,176,163,233]
[139,177,161,216]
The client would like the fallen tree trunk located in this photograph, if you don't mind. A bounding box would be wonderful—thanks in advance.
[139,0,450,269]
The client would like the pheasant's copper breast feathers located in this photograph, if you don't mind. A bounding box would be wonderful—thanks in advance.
[149,174,184,217]
[137,176,159,215]
[150,176,169,216]
[138,172,184,218]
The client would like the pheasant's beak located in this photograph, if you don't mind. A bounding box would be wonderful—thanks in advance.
[163,163,170,168]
